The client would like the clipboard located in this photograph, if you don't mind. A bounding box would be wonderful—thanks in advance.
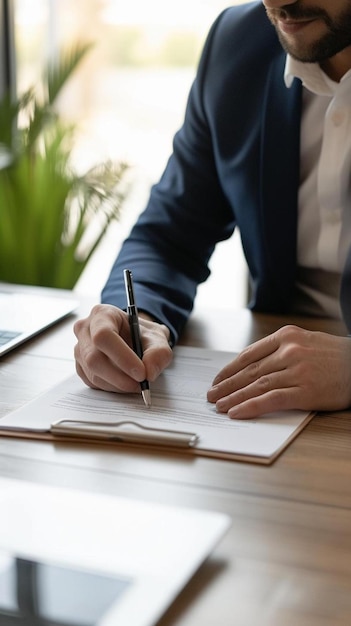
[50,419,199,448]
[0,346,314,465]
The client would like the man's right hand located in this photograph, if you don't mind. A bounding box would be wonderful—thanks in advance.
[73,304,173,393]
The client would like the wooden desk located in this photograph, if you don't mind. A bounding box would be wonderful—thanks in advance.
[1,289,351,625]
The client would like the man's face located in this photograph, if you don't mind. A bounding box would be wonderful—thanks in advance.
[262,1,351,63]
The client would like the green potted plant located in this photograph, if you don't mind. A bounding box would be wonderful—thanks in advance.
[0,44,129,289]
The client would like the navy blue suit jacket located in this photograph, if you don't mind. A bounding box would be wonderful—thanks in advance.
[102,1,351,341]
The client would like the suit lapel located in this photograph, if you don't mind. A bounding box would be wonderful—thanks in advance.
[256,52,351,330]
[259,54,302,311]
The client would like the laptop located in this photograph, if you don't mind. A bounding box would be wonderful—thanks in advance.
[0,288,79,356]
[0,477,230,626]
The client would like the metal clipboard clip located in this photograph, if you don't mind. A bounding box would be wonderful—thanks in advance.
[50,419,199,448]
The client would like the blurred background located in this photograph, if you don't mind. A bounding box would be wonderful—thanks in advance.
[10,0,250,309]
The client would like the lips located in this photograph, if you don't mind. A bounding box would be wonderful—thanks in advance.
[278,18,317,35]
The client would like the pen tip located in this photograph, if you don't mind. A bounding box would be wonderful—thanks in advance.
[142,389,152,408]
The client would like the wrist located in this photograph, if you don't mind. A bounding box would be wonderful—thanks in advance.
[139,311,172,346]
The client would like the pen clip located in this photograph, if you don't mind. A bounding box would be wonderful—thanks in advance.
[124,268,136,309]
[50,419,199,448]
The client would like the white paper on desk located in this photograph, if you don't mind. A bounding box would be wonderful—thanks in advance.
[0,346,312,461]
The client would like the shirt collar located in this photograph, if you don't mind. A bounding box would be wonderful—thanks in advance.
[284,54,338,95]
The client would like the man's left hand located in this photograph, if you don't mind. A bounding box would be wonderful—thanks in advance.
[207,325,351,418]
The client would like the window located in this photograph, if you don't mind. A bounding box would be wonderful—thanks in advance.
[6,0,250,307]
[0,0,16,100]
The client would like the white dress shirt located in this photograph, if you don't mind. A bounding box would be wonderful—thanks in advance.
[284,56,351,319]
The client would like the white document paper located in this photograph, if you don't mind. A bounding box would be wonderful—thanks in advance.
[0,346,313,462]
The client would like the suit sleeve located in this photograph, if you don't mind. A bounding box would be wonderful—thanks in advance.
[101,9,236,344]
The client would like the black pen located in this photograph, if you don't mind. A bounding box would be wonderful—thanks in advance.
[123,269,151,407]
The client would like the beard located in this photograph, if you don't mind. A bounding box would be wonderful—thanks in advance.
[265,3,351,63]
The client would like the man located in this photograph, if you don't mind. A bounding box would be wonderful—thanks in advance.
[74,0,351,419]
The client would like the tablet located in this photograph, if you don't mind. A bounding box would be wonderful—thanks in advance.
[0,478,230,625]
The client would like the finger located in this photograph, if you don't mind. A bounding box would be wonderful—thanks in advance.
[225,387,298,420]
[212,332,281,385]
[75,360,100,390]
[214,367,294,411]
[75,360,134,393]
[85,314,148,382]
[75,341,141,392]
[91,310,173,383]
[140,322,173,381]
[74,314,144,390]
[208,349,285,403]
[143,345,173,381]
[74,306,172,392]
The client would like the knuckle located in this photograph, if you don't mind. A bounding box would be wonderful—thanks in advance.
[73,342,81,361]
[91,303,106,316]
[84,347,100,372]
[147,346,173,381]
[235,345,254,369]
[281,324,298,333]
[89,372,102,388]
[257,375,272,391]
[282,341,312,364]
[160,342,173,364]
[73,318,84,336]
[277,324,302,341]
[281,342,300,360]
[246,360,261,381]
[75,360,83,378]
[91,325,111,349]
[277,324,311,347]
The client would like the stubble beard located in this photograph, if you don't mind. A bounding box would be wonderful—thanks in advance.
[265,4,351,63]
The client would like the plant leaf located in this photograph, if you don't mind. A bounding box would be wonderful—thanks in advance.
[46,43,94,105]
[0,42,131,289]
